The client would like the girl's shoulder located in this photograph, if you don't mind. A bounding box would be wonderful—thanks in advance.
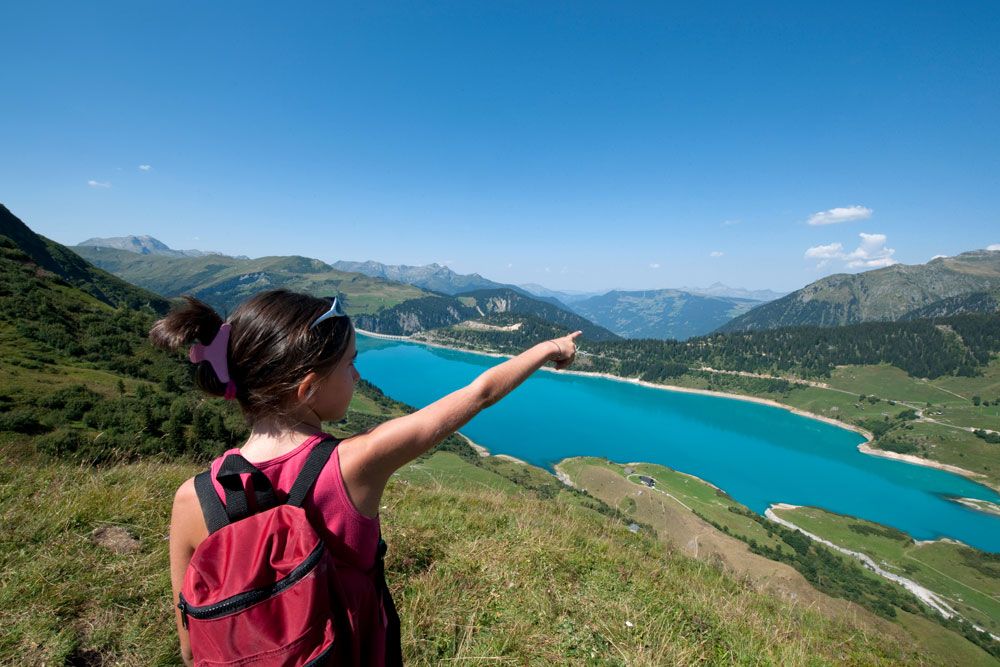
[170,476,208,548]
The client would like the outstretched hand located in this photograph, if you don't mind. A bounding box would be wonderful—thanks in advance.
[548,331,582,370]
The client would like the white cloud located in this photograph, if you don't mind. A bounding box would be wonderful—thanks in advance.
[805,233,897,270]
[506,262,513,268]
[845,233,896,268]
[649,262,661,269]
[138,164,152,171]
[807,205,873,226]
[709,251,724,258]
[931,254,949,260]
[987,244,1000,251]
[804,242,843,262]
[721,219,740,227]
[87,180,111,189]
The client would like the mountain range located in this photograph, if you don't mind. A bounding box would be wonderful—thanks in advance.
[75,236,779,339]
[72,245,430,317]
[70,229,1000,340]
[73,241,619,340]
[718,250,1000,332]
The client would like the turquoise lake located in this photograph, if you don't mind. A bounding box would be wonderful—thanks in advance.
[357,335,1000,553]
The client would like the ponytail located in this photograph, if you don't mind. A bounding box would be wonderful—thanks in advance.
[150,297,229,398]
[149,290,354,422]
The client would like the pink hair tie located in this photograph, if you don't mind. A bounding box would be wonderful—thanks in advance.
[189,323,238,400]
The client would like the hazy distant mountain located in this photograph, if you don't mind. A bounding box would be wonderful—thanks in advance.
[678,282,786,302]
[332,260,510,295]
[517,283,605,305]
[718,250,1000,332]
[570,289,762,340]
[76,235,238,258]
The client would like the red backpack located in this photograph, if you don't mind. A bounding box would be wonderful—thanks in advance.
[177,438,401,666]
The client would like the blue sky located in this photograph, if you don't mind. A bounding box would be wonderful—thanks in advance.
[2,2,998,292]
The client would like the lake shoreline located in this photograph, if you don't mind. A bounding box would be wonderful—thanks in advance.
[357,329,994,491]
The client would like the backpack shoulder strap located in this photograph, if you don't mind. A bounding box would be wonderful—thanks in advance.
[286,437,339,508]
[194,469,230,535]
[216,454,278,523]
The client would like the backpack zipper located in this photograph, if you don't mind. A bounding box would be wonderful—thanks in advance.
[178,541,325,622]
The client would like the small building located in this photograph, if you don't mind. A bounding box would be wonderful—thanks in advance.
[637,475,656,488]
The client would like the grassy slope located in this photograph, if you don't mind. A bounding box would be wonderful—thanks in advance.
[772,506,1000,637]
[1,434,922,666]
[558,458,999,666]
[718,250,1000,332]
[0,206,171,314]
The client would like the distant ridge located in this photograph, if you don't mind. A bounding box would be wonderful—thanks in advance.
[77,235,242,259]
[718,250,1000,332]
[517,283,604,305]
[678,282,786,302]
[0,205,169,313]
[570,288,763,340]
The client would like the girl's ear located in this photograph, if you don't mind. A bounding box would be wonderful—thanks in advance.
[296,372,319,403]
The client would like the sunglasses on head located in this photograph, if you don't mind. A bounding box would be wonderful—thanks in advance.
[310,296,347,329]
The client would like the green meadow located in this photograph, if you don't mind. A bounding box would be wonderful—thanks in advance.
[772,505,1000,638]
[558,458,1000,666]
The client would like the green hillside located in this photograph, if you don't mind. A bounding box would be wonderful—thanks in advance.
[902,291,1000,320]
[345,287,619,341]
[772,506,1000,640]
[73,245,428,315]
[1,204,170,313]
[719,250,1000,332]
[457,288,620,341]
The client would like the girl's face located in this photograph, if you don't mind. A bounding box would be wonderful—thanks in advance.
[311,328,360,423]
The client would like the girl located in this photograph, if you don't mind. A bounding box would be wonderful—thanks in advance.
[150,289,580,666]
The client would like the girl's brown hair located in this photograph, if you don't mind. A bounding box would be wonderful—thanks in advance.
[149,289,353,423]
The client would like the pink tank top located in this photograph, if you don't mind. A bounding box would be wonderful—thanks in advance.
[207,433,387,665]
